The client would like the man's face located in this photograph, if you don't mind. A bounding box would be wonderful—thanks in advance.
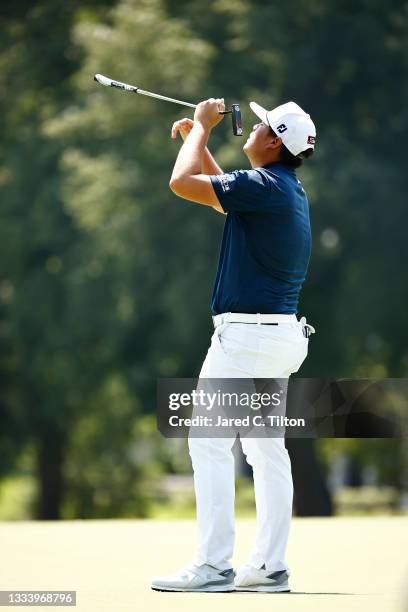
[243,122,280,163]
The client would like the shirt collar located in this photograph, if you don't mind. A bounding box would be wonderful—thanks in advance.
[262,162,296,175]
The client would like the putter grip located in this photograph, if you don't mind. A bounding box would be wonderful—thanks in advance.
[94,74,138,93]
[94,74,113,87]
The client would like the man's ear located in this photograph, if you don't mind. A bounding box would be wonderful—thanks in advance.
[265,135,282,150]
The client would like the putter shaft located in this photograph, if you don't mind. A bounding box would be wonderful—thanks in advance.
[94,74,232,114]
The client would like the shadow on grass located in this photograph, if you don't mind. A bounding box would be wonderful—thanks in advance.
[152,589,360,595]
[231,591,358,596]
[232,591,359,595]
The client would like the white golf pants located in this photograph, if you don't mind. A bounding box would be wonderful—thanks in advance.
[188,315,309,572]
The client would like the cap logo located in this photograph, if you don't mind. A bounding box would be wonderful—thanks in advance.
[307,135,316,145]
[276,123,287,134]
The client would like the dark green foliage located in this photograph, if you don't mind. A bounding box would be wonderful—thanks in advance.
[0,0,407,518]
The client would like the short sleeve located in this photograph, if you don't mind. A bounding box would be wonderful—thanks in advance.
[210,168,283,213]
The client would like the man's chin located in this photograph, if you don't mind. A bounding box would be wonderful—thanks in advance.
[242,144,255,166]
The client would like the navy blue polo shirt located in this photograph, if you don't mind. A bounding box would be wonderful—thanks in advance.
[209,163,311,315]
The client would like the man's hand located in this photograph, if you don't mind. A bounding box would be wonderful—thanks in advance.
[194,98,225,130]
[171,117,194,141]
[171,98,225,139]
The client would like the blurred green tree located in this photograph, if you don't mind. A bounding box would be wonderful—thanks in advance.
[1,0,407,519]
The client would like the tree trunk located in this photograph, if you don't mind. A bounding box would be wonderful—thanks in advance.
[286,439,333,516]
[35,429,66,520]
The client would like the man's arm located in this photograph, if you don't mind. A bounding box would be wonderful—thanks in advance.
[203,148,223,176]
[169,99,226,212]
[171,118,223,175]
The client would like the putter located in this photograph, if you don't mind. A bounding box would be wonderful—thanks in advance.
[94,73,243,136]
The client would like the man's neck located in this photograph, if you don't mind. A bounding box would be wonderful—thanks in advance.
[249,153,281,168]
[250,160,283,169]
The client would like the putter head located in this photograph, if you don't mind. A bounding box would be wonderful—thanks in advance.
[231,104,243,136]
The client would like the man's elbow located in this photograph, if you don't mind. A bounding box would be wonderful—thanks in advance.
[169,175,185,195]
[169,176,182,195]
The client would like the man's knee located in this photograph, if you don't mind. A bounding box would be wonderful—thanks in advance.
[188,436,235,461]
[241,437,289,467]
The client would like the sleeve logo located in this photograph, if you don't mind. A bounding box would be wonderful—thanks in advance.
[219,174,231,193]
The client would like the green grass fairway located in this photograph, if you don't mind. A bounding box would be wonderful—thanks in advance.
[0,517,407,611]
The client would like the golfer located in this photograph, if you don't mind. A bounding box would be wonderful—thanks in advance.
[152,98,316,592]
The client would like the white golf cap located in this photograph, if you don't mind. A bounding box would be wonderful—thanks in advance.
[249,100,316,157]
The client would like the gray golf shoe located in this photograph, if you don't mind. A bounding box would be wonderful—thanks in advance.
[234,564,290,592]
[151,563,235,592]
